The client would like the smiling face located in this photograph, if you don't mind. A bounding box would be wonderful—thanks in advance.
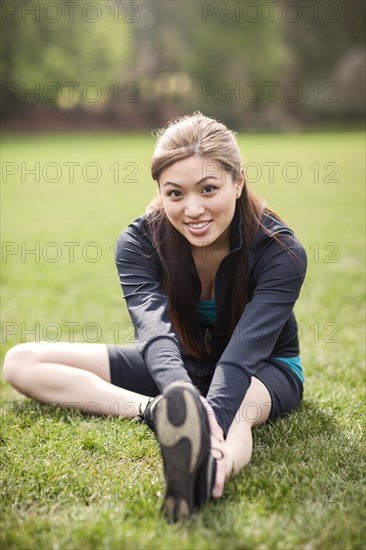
[159,155,243,252]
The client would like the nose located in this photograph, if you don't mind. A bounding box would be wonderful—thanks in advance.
[184,194,205,218]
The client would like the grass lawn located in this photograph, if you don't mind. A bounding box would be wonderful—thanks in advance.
[1,130,365,549]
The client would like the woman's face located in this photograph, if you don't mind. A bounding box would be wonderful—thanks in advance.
[159,155,243,252]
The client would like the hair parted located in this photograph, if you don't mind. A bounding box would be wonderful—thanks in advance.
[151,111,242,184]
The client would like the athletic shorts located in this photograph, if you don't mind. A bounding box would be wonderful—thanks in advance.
[107,344,303,424]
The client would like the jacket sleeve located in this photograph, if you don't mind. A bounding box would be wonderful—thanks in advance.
[206,231,307,434]
[114,219,192,391]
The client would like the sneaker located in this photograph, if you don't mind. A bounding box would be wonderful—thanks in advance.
[142,395,163,432]
[155,384,216,522]
[194,450,217,507]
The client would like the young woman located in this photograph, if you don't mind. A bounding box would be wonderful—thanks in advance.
[3,113,307,522]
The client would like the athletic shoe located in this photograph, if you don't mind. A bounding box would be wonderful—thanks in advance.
[155,384,216,522]
[194,451,217,508]
[142,394,163,432]
[134,395,162,430]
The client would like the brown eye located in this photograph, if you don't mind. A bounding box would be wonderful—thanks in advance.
[167,190,182,198]
[202,185,216,193]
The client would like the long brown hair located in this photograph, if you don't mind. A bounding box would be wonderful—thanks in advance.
[147,113,266,358]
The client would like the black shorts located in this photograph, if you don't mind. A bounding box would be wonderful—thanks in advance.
[107,344,303,423]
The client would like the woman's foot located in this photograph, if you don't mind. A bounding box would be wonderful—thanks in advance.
[155,384,216,522]
[138,394,163,431]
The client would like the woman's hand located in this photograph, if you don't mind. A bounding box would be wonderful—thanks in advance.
[199,396,227,498]
[199,396,224,442]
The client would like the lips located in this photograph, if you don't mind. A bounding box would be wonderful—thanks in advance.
[185,220,213,235]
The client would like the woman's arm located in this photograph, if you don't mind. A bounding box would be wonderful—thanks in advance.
[207,232,307,435]
[115,216,192,391]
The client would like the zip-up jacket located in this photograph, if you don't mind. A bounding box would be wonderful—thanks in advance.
[115,205,307,433]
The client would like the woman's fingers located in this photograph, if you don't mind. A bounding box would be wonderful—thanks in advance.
[210,436,227,498]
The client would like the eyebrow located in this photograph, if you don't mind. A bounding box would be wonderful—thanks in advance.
[162,176,218,188]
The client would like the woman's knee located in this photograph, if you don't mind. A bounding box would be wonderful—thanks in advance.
[3,341,44,387]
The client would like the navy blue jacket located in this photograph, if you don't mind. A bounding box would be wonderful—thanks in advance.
[115,205,307,433]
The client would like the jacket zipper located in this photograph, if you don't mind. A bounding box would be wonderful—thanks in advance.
[204,327,213,341]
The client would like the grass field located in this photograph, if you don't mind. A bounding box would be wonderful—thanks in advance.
[1,131,365,549]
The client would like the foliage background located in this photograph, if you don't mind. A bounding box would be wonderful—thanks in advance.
[1,0,365,130]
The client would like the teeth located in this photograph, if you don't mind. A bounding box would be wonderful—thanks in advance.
[188,222,210,229]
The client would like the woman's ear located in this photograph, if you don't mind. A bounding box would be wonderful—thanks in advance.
[236,169,245,198]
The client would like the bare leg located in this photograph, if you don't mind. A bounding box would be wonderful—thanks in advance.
[224,377,272,476]
[3,341,151,418]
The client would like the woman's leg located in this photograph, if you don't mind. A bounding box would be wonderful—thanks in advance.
[3,341,151,418]
[223,376,272,476]
[222,359,303,480]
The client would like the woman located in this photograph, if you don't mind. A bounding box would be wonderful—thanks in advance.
[3,113,307,522]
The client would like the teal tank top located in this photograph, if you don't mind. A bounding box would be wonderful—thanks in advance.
[195,299,216,327]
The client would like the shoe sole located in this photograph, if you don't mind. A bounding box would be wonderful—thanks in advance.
[195,452,217,507]
[155,385,210,522]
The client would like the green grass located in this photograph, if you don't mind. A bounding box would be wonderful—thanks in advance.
[1,131,365,549]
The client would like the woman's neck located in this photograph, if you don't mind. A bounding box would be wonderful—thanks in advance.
[191,228,230,265]
[191,236,230,300]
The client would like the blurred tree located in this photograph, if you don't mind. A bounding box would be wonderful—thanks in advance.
[1,0,365,128]
[281,0,366,122]
[127,0,289,127]
[1,0,131,115]
[282,0,365,80]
